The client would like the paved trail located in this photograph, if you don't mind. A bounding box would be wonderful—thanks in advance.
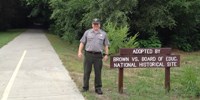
[0,29,84,100]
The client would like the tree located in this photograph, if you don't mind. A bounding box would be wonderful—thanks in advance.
[49,0,138,43]
[23,0,200,51]
[169,0,200,51]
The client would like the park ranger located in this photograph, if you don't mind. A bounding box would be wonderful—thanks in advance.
[78,18,109,95]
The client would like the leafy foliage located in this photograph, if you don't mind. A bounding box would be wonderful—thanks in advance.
[2,0,200,51]
[48,0,138,44]
[105,22,138,54]
[47,0,200,51]
[131,0,176,34]
[169,0,200,51]
[139,35,161,48]
[49,0,88,43]
[80,0,138,27]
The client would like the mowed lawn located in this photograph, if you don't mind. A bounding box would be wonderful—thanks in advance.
[0,29,25,48]
[46,33,200,100]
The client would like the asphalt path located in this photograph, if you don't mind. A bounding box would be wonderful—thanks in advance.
[0,29,84,100]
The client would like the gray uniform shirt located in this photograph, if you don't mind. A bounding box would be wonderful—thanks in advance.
[80,29,109,52]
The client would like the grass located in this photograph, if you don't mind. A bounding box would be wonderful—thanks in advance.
[46,33,200,100]
[0,29,25,48]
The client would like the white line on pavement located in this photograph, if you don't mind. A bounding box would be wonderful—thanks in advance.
[1,50,27,100]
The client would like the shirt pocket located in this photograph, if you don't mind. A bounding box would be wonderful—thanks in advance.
[87,35,94,42]
[98,36,104,45]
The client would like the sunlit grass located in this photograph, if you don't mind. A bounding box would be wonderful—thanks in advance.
[0,29,25,48]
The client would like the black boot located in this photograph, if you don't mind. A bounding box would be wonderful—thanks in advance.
[95,88,103,95]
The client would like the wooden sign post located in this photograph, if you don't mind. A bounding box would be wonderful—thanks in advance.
[110,48,180,93]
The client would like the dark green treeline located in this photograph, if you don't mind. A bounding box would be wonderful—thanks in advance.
[1,0,200,51]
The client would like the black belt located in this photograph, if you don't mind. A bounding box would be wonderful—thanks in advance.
[86,51,102,54]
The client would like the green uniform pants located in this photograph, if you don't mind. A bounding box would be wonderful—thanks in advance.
[83,51,103,90]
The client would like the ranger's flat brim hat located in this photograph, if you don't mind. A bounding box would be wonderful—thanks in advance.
[92,18,100,24]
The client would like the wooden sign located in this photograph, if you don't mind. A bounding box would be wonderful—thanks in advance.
[110,48,180,93]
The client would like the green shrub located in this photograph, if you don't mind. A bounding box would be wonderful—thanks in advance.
[49,0,86,44]
[62,31,76,44]
[172,34,192,52]
[191,33,200,51]
[104,22,138,54]
[171,30,200,52]
[138,35,161,48]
